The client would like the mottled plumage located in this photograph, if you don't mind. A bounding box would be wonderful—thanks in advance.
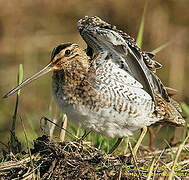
[4,16,185,140]
[77,16,185,127]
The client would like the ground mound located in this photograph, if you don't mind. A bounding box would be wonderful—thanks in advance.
[0,135,189,179]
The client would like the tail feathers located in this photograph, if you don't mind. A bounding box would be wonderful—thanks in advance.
[169,98,182,113]
[155,94,186,127]
[165,100,185,126]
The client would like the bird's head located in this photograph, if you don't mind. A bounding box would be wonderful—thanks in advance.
[3,43,89,98]
[51,43,89,71]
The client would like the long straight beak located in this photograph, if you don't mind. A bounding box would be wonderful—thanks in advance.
[3,62,54,98]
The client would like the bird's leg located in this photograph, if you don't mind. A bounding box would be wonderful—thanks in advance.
[148,127,155,150]
[132,126,147,157]
[155,124,163,135]
[108,138,123,154]
[148,125,163,150]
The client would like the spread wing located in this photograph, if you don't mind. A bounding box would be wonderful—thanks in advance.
[77,16,185,127]
[77,16,169,102]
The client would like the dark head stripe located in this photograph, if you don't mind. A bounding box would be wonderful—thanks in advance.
[51,43,72,60]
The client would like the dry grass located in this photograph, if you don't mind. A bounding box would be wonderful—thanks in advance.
[0,134,189,180]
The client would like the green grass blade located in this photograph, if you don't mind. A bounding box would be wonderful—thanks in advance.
[12,64,24,129]
[17,64,23,96]
[10,64,23,153]
[152,42,170,54]
[136,3,147,48]
[164,139,175,161]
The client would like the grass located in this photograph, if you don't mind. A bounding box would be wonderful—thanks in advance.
[9,64,23,154]
[0,131,188,179]
[136,2,147,48]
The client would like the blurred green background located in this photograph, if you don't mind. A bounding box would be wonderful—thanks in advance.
[0,0,189,150]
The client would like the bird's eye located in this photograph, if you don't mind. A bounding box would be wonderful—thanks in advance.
[65,49,71,56]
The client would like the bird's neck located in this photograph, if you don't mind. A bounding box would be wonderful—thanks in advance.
[64,68,88,89]
[52,58,97,105]
[62,61,92,100]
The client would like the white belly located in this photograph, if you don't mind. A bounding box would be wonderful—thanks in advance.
[52,88,158,138]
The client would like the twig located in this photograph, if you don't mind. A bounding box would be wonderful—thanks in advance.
[118,166,122,180]
[168,134,189,180]
[0,155,38,171]
[40,116,79,140]
[147,143,189,156]
[21,162,43,180]
[146,157,155,180]
[128,142,141,180]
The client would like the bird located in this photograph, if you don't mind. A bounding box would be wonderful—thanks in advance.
[3,16,186,155]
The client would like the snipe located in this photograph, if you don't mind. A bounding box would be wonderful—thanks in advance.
[4,16,185,154]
